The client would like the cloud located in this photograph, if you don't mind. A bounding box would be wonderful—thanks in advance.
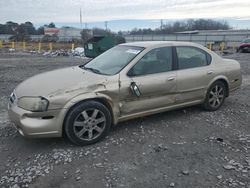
[0,0,250,23]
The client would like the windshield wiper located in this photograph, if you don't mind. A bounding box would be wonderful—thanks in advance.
[82,66,102,74]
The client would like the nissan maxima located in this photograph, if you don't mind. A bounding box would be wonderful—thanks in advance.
[8,41,242,145]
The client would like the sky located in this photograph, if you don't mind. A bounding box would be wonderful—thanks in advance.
[0,0,250,30]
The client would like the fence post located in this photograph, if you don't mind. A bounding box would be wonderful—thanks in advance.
[233,42,236,50]
[209,42,212,51]
[220,42,225,52]
[49,43,52,51]
[71,43,75,50]
[38,42,41,52]
[11,41,15,49]
[0,40,2,48]
[223,35,226,48]
[22,41,26,50]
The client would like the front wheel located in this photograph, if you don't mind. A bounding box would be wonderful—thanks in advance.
[203,81,226,111]
[64,101,112,145]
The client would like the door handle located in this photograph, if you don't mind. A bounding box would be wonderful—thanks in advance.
[167,77,175,81]
[207,70,214,75]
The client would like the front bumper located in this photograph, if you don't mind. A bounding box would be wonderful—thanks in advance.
[8,103,67,138]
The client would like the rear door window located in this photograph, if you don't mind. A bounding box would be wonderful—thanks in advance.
[176,46,210,70]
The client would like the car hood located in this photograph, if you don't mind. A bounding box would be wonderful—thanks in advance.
[15,66,107,98]
[240,43,250,47]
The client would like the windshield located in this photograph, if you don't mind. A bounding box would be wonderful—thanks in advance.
[81,45,144,75]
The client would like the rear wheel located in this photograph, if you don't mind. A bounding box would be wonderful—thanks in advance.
[239,48,244,53]
[203,81,226,111]
[64,101,111,145]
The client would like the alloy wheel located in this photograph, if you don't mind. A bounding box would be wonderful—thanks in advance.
[208,85,224,108]
[73,108,106,141]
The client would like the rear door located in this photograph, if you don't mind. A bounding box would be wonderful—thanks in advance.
[174,46,213,103]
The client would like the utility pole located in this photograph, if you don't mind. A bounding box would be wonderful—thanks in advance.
[160,19,163,31]
[80,8,83,29]
[105,21,108,31]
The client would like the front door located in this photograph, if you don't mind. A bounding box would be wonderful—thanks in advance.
[119,47,177,115]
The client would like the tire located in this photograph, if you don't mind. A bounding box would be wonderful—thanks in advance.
[239,48,243,53]
[64,101,112,145]
[203,81,226,111]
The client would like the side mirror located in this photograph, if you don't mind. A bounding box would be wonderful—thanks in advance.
[130,82,141,97]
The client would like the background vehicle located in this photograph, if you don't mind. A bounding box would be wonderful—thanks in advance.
[237,38,250,53]
[8,41,242,145]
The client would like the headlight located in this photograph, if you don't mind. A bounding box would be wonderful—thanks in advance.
[17,97,49,112]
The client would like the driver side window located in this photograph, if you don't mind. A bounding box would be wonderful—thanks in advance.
[128,47,173,76]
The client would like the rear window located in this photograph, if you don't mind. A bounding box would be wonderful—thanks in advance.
[243,39,250,43]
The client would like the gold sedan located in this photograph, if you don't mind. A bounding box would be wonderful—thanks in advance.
[8,41,242,145]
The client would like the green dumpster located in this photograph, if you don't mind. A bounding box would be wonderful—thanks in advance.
[84,36,115,58]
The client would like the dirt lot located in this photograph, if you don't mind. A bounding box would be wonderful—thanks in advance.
[0,50,249,188]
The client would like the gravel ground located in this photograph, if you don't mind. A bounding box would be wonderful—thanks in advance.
[0,50,249,188]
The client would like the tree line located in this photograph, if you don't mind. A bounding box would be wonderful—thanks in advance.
[129,19,230,35]
[0,21,56,41]
[0,21,57,35]
[0,19,231,42]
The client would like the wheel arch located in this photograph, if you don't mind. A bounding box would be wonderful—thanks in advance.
[61,94,117,137]
[207,76,229,97]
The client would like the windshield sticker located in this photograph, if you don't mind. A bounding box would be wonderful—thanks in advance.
[126,49,141,54]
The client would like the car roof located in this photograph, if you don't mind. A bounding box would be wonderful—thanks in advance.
[119,41,200,48]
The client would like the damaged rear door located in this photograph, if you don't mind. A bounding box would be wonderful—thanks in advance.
[119,46,177,116]
[174,46,213,103]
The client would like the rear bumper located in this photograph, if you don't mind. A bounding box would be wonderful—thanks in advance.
[8,103,67,138]
[229,73,242,94]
